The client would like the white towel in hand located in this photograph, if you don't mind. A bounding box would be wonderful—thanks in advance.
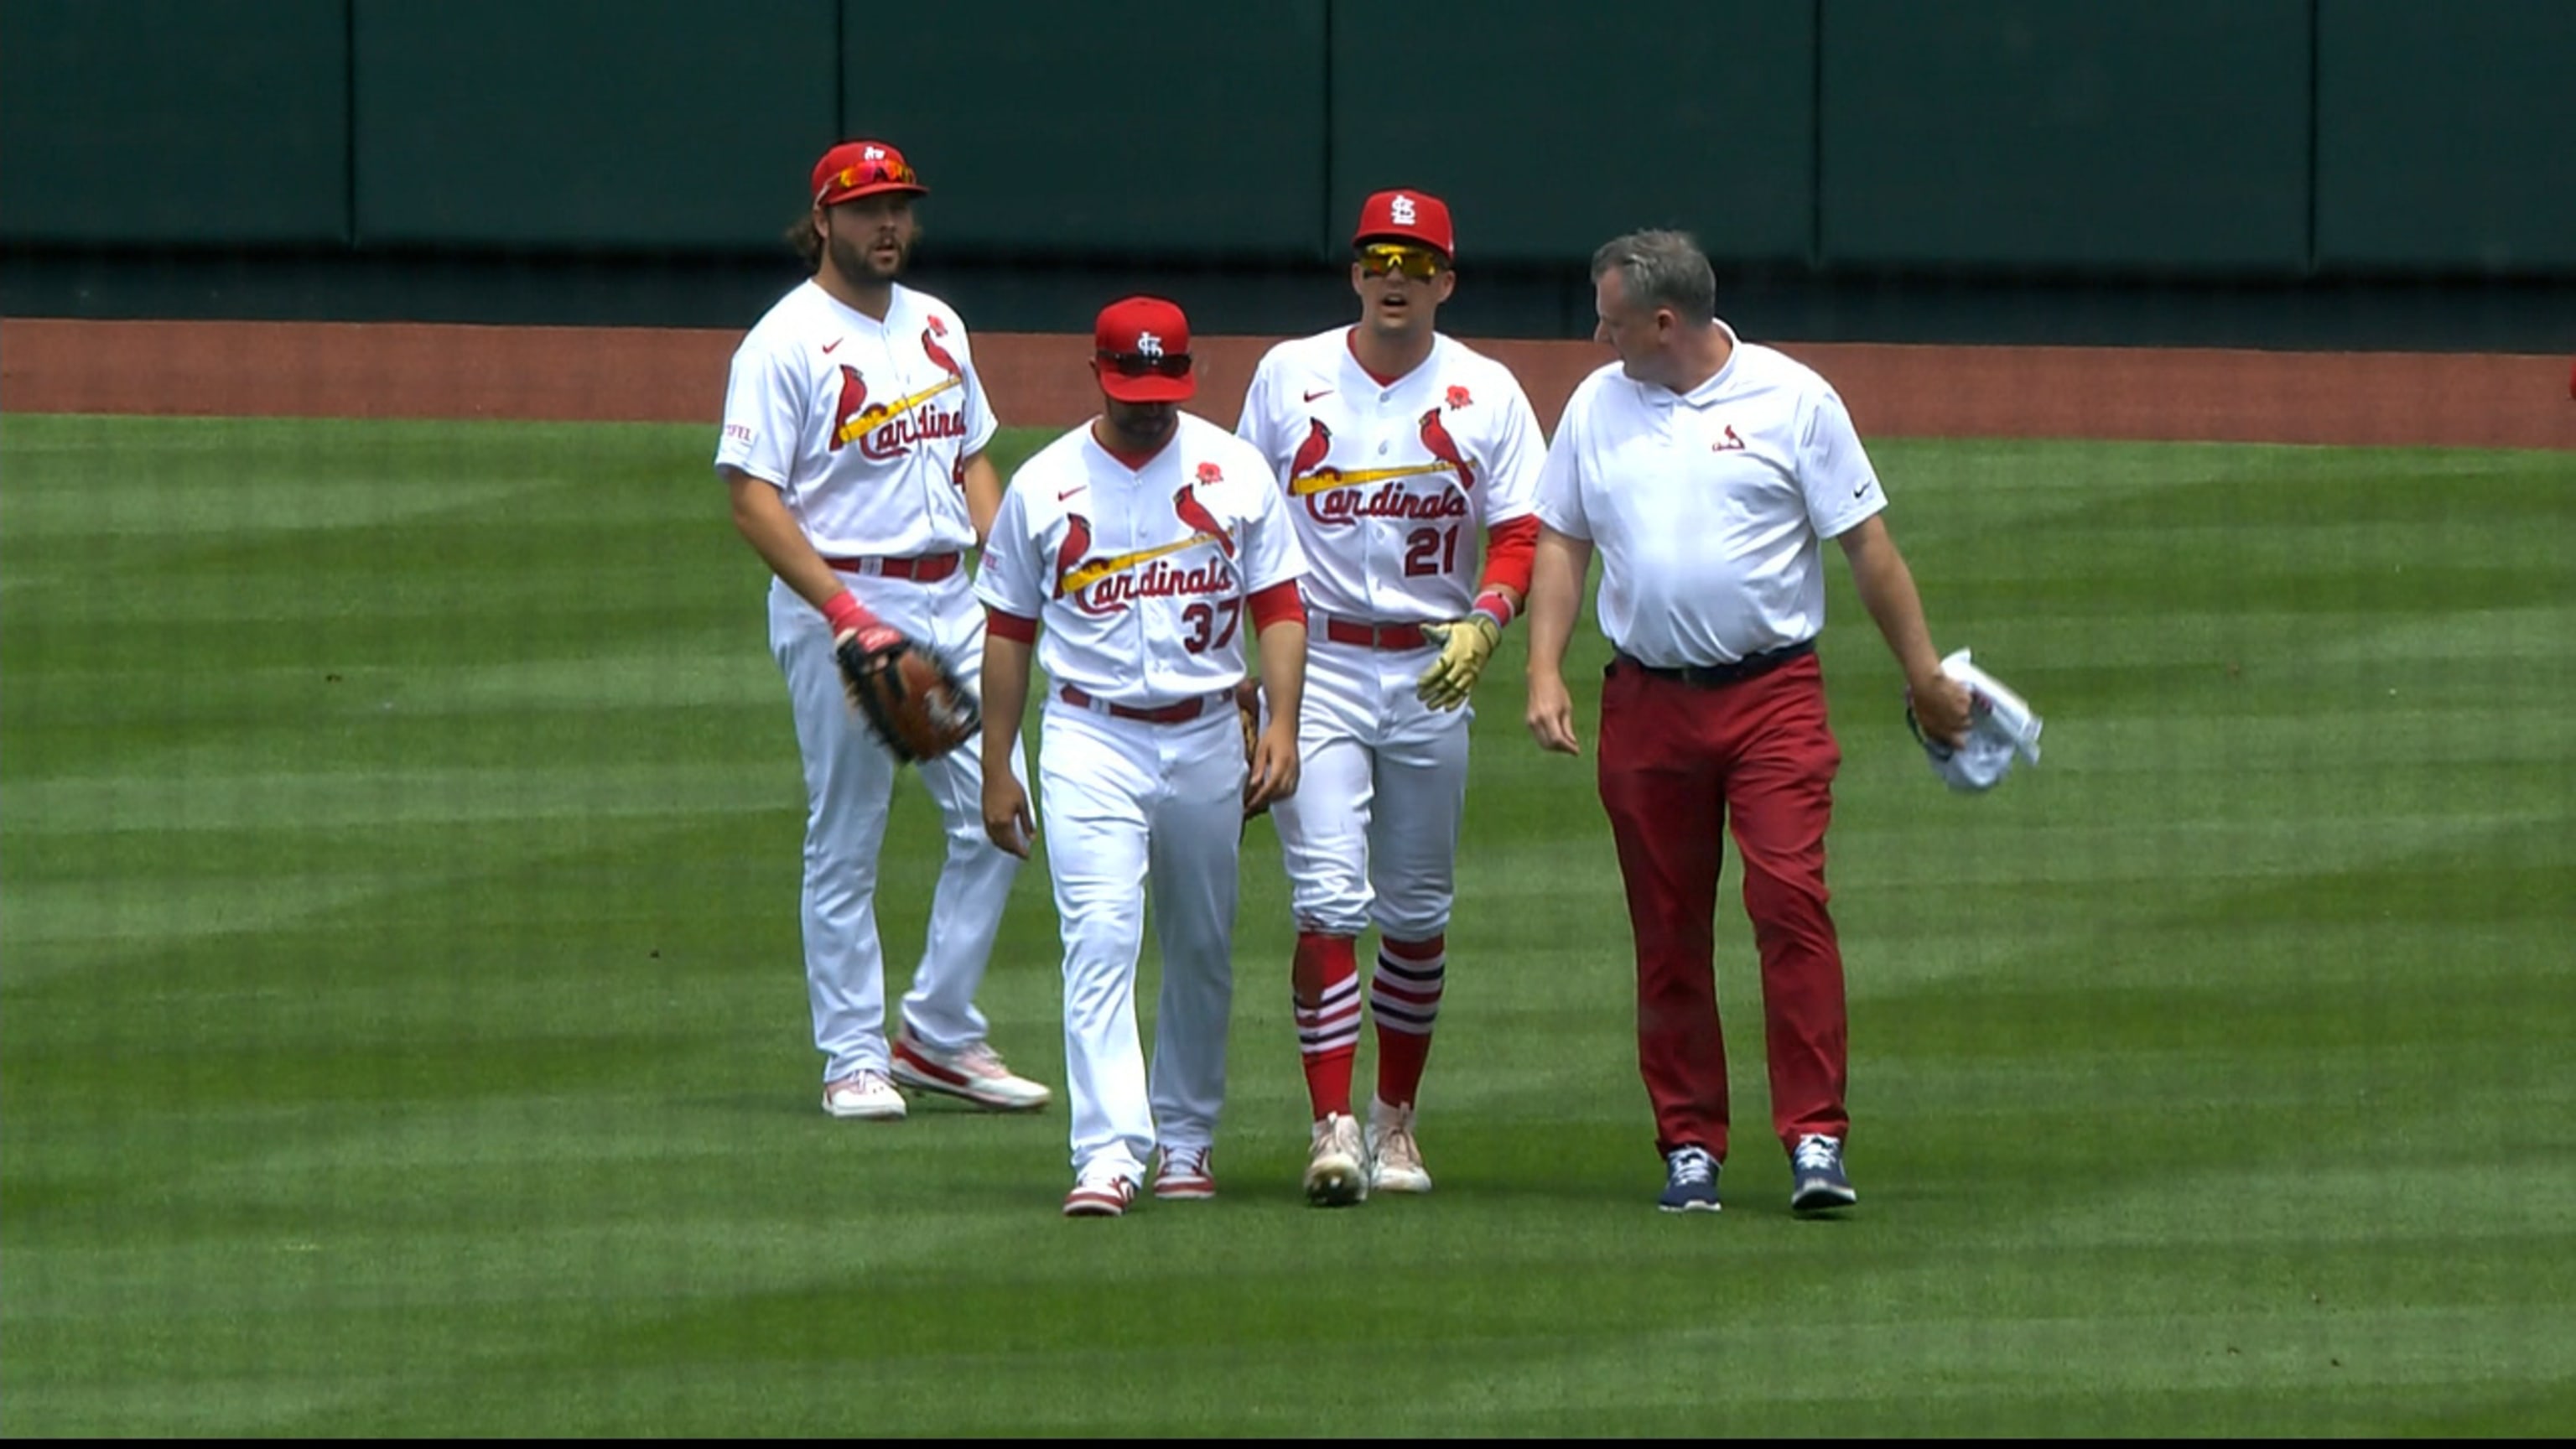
[1913,648,2044,792]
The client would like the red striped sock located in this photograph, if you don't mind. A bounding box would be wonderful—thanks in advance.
[1371,933,1446,1109]
[1293,932,1360,1119]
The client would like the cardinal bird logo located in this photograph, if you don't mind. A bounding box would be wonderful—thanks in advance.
[1053,512,1095,599]
[1173,482,1236,558]
[920,324,963,381]
[828,366,870,452]
[834,349,967,450]
[1418,407,1475,490]
[1288,418,1332,484]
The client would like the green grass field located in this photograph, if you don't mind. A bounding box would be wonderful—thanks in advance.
[5,413,2572,1436]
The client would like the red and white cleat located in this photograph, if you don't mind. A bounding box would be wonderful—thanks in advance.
[1063,1174,1139,1218]
[1153,1145,1217,1201]
[891,1029,1052,1112]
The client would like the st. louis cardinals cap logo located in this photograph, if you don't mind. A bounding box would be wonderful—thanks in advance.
[1389,194,1417,226]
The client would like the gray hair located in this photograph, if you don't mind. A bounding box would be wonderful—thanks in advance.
[1590,230,1715,322]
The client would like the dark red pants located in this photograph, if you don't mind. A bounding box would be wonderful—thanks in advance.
[1597,653,1848,1161]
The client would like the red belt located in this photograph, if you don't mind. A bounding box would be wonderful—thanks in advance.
[822,552,963,583]
[1058,685,1222,724]
[1315,614,1430,651]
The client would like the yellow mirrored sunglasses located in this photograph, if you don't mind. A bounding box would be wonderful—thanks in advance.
[1357,242,1444,280]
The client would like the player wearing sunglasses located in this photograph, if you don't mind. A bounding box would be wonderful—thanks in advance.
[978,297,1311,1216]
[1234,190,1549,1205]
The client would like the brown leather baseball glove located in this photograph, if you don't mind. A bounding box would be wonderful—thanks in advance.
[1234,678,1268,818]
[837,631,980,764]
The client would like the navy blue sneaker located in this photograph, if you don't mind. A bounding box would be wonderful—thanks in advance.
[1790,1134,1857,1212]
[1659,1145,1722,1213]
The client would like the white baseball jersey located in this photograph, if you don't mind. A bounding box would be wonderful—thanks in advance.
[715,277,1022,1088]
[1536,321,1885,667]
[977,413,1307,704]
[1236,330,1543,623]
[715,278,997,556]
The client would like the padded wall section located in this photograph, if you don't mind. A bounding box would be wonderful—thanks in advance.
[352,0,837,248]
[2316,0,2576,273]
[1,0,351,245]
[1820,0,2311,273]
[843,0,1328,262]
[1327,0,1815,266]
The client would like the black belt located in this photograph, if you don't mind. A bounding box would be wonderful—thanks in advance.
[1612,639,1815,688]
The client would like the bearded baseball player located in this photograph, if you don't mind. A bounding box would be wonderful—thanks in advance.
[977,296,1311,1218]
[1235,190,1546,1206]
[716,139,1051,1122]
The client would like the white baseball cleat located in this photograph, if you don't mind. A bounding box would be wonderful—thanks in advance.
[821,1069,907,1120]
[891,1029,1052,1112]
[1063,1173,1140,1218]
[1304,1112,1368,1207]
[1365,1102,1433,1194]
[1153,1145,1217,1201]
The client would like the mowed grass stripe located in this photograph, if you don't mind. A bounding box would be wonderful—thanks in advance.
[3,415,2569,1436]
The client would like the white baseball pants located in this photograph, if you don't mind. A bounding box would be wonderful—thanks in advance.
[768,574,1029,1082]
[1038,698,1244,1182]
[1268,641,1472,941]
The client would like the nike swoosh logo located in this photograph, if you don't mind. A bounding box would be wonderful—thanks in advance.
[1853,482,1872,498]
[822,339,843,354]
[1057,487,1082,501]
[1303,388,1333,402]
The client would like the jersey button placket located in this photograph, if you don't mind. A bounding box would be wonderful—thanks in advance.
[1366,513,1400,620]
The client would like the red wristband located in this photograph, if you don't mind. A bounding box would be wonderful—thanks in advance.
[1471,589,1515,631]
[821,590,873,638]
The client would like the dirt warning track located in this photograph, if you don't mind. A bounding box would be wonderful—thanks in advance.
[4,318,2570,450]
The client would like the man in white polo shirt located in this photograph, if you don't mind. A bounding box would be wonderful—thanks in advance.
[1524,230,1974,1216]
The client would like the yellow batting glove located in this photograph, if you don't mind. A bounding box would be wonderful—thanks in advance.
[1415,612,1502,711]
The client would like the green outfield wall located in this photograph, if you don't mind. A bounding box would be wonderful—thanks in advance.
[4,0,2572,343]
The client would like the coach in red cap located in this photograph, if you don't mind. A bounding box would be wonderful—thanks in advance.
[1090,295,1199,405]
[976,296,1312,1217]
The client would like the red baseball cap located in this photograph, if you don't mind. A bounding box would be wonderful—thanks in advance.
[1093,296,1195,403]
[812,140,927,205]
[1353,189,1454,257]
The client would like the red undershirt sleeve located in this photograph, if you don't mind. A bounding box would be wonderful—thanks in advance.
[984,608,1039,643]
[1478,515,1540,597]
[1248,580,1306,631]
